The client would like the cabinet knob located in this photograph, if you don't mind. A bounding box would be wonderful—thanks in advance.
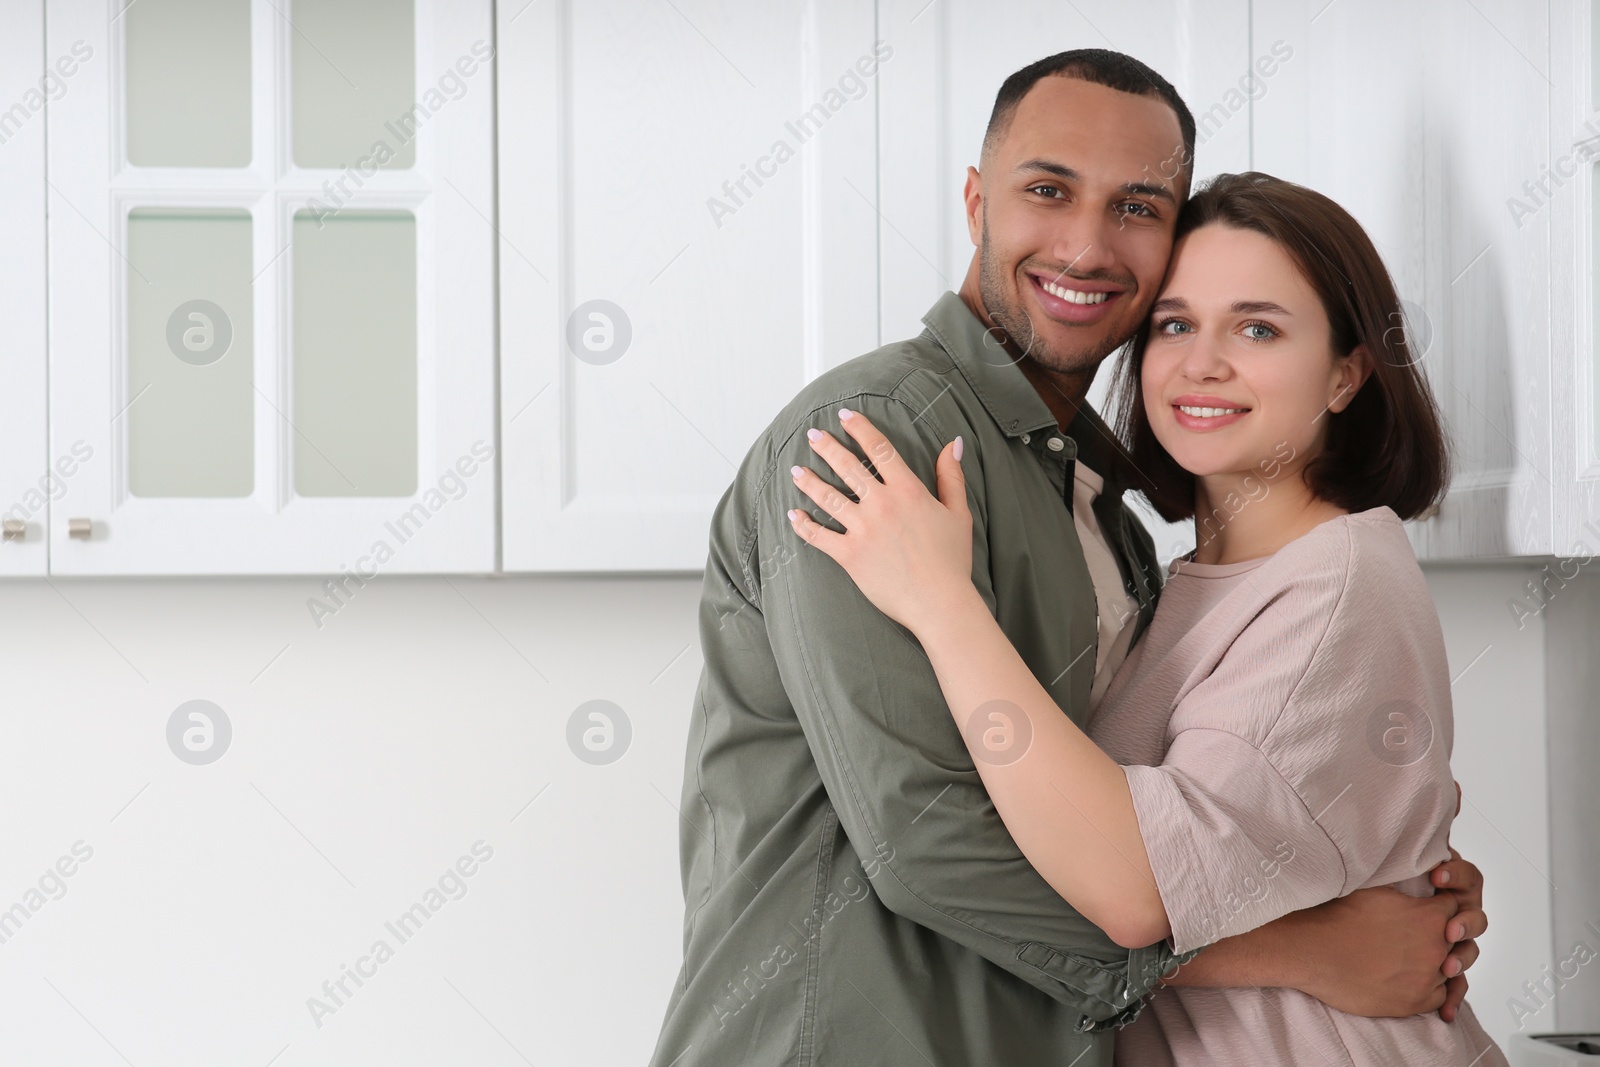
[68,517,93,540]
[2,519,24,541]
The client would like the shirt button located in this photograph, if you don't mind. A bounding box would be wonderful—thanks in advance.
[1020,433,1031,444]
[1046,437,1064,452]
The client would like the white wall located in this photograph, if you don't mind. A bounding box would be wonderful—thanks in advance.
[1544,570,1600,1036]
[0,561,1582,1063]
[0,573,699,1064]
[1422,564,1557,1048]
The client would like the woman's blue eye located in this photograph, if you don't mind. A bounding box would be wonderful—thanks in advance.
[1157,319,1190,335]
[1243,322,1278,341]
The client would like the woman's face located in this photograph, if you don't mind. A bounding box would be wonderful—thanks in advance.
[1140,223,1370,482]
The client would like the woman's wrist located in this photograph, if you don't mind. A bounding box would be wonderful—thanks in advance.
[911,580,989,643]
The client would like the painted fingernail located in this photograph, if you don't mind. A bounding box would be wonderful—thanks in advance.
[953,435,963,461]
[787,509,799,521]
[807,428,822,442]
[838,407,855,420]
[790,465,804,479]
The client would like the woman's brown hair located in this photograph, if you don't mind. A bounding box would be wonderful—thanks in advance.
[1110,171,1450,523]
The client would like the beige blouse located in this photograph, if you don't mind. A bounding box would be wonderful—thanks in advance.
[1072,459,1144,715]
[1087,506,1507,1066]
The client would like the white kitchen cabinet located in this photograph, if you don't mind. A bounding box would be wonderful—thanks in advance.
[0,4,49,577]
[1551,0,1600,555]
[18,1,1598,575]
[496,0,1255,572]
[45,0,497,575]
[1252,0,1559,560]
[496,0,881,571]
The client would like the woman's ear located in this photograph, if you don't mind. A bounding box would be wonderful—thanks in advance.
[1329,343,1375,414]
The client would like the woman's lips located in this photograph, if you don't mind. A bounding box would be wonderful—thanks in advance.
[1171,404,1250,431]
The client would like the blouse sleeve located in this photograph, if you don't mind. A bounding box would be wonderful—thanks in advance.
[1121,522,1458,954]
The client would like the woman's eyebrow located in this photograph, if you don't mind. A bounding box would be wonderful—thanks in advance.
[1231,300,1293,315]
[1150,297,1294,316]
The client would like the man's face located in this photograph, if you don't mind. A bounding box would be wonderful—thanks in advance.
[967,75,1186,375]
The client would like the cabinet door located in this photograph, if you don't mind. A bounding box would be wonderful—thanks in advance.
[46,0,496,575]
[876,0,1253,564]
[0,4,49,577]
[1253,0,1555,560]
[1552,0,1600,552]
[497,0,880,571]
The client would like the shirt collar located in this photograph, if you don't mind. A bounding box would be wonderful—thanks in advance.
[920,290,1135,497]
[921,290,1058,440]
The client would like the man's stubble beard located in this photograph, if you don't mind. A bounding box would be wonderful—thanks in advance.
[977,219,1139,378]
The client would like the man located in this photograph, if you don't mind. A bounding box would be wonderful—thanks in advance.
[649,49,1486,1066]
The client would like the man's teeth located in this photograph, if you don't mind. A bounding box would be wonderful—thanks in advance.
[1178,405,1248,418]
[1039,279,1109,305]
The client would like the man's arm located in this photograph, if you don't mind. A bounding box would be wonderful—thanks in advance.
[756,393,1189,1027]
[1163,849,1488,1019]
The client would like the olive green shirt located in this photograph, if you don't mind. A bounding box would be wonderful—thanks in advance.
[649,291,1194,1066]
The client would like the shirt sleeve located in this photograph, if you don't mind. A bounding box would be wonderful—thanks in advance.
[1121,522,1458,955]
[754,391,1193,1028]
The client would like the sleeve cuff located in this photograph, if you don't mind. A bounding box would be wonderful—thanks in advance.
[1123,763,1228,955]
[1017,936,1200,1032]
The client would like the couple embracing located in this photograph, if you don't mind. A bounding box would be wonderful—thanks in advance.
[650,48,1508,1067]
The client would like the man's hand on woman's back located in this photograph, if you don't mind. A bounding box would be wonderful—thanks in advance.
[1283,846,1486,1019]
[1160,845,1488,1022]
[1431,846,1488,1022]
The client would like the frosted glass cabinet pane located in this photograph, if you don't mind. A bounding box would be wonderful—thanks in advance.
[125,0,251,167]
[292,212,418,497]
[127,209,254,497]
[292,1,416,169]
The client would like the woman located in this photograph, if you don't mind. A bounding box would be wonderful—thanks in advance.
[782,172,1507,1065]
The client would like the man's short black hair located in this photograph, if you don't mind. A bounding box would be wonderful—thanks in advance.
[982,48,1196,192]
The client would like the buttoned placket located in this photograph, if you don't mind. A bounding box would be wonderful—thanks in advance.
[1016,427,1108,684]
[1016,428,1078,514]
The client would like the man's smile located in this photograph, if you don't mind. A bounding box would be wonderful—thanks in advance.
[1025,270,1126,325]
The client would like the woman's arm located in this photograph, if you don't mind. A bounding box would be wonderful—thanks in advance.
[784,408,1167,947]
[912,582,1169,948]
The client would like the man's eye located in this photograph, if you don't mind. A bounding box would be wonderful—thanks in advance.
[1028,184,1064,199]
[1118,202,1155,217]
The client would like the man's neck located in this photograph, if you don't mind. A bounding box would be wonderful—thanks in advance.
[957,274,1094,433]
[1018,358,1092,433]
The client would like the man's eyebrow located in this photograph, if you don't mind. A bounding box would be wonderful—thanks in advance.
[1150,296,1294,315]
[1013,158,1080,183]
[1011,159,1176,205]
[1121,180,1177,206]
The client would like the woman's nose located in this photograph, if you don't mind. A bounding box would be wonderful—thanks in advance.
[1181,332,1232,381]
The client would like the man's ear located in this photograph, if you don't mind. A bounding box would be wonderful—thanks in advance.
[963,165,983,246]
[1329,343,1375,413]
